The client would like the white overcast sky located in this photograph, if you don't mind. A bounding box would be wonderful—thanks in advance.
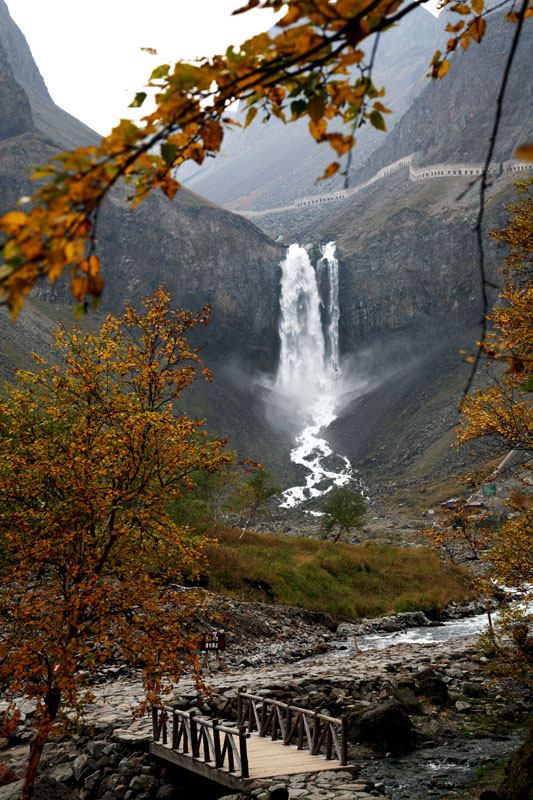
[6,0,438,137]
[6,0,282,135]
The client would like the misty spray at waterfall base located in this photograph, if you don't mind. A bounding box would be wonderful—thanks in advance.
[265,242,367,510]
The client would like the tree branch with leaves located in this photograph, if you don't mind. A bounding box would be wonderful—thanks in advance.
[0,287,229,798]
[1,0,530,316]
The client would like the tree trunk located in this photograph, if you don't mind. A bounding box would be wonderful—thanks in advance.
[22,687,61,800]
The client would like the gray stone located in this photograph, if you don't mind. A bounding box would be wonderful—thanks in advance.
[455,700,472,713]
[73,752,89,782]
[128,774,158,792]
[50,764,73,783]
[84,770,101,795]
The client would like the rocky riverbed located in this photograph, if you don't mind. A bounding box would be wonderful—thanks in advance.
[0,599,530,800]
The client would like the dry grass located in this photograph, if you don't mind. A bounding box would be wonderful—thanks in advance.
[202,527,474,619]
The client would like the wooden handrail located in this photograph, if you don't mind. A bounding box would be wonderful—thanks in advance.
[151,705,250,778]
[237,691,347,765]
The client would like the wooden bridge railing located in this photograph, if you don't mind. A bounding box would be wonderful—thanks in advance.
[152,705,250,778]
[237,690,348,765]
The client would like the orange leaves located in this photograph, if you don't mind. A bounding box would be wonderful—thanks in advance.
[0,210,29,233]
[468,15,486,43]
[0,0,513,315]
[309,116,327,142]
[0,289,229,747]
[437,59,450,78]
[515,143,533,161]
[318,161,340,181]
[200,120,223,152]
[324,132,354,156]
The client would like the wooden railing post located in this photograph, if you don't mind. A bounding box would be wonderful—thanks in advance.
[297,714,304,751]
[160,710,168,745]
[311,711,320,755]
[326,723,332,760]
[341,715,348,766]
[190,710,198,758]
[237,692,243,726]
[284,706,292,746]
[239,726,249,778]
[260,699,267,737]
[152,707,159,741]
[213,720,222,768]
[172,710,178,749]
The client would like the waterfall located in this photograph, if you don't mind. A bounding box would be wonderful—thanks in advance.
[319,241,341,377]
[273,243,363,509]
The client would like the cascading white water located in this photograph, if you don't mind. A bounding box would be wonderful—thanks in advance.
[276,244,328,403]
[319,240,341,377]
[274,243,363,508]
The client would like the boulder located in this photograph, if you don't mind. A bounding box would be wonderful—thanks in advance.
[415,669,449,706]
[0,777,78,800]
[351,698,417,755]
[0,766,17,789]
[498,723,533,800]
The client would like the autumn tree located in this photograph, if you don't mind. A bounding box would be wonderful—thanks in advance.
[320,486,366,542]
[423,502,495,565]
[456,179,533,676]
[0,288,229,799]
[1,0,531,315]
[229,466,281,536]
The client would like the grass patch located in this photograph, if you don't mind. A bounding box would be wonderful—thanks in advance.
[203,528,473,619]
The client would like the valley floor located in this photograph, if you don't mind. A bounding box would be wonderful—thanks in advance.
[1,598,530,800]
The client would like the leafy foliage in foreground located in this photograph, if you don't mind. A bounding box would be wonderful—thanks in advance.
[204,527,473,619]
[429,180,533,683]
[1,0,529,314]
[0,288,228,798]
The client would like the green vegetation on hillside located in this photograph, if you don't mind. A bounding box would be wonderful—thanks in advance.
[204,528,473,619]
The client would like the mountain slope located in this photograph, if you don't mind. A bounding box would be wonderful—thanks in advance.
[180,6,442,210]
[0,0,295,477]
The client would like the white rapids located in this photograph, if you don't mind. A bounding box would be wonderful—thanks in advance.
[273,242,364,509]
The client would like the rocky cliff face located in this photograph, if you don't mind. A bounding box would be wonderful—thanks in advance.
[0,0,284,372]
[0,38,34,141]
[181,6,442,209]
[354,11,533,182]
[0,0,291,474]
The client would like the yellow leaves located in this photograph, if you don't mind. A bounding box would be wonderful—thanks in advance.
[0,0,523,319]
[451,2,472,13]
[185,142,205,165]
[0,210,28,234]
[267,86,286,106]
[279,4,302,26]
[309,117,327,141]
[468,16,486,43]
[318,161,340,181]
[64,239,85,263]
[437,59,450,78]
[244,106,258,127]
[446,19,465,32]
[337,50,364,67]
[325,132,354,156]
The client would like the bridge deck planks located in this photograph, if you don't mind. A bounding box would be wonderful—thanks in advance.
[150,731,355,789]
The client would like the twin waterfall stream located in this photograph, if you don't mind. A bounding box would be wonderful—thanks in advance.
[273,243,363,510]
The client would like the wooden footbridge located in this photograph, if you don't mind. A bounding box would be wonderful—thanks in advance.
[150,690,354,791]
